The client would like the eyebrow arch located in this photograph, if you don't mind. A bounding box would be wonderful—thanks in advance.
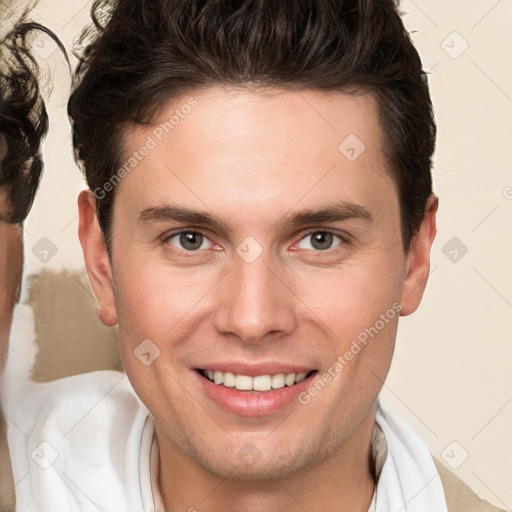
[137,200,373,232]
[277,201,373,230]
[138,204,232,232]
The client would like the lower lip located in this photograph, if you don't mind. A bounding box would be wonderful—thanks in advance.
[195,370,317,417]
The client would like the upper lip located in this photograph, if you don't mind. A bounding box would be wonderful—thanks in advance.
[196,362,315,377]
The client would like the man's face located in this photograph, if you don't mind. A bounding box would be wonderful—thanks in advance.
[80,87,435,479]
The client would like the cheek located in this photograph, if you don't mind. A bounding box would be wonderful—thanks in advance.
[290,253,403,397]
[112,256,220,343]
[0,229,22,368]
[293,255,404,335]
[0,231,22,315]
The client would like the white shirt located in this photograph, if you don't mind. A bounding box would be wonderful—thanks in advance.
[6,369,444,511]
[140,414,384,512]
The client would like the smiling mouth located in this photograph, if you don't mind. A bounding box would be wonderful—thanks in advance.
[197,369,317,393]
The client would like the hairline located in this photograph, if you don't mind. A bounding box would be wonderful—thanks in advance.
[99,83,413,257]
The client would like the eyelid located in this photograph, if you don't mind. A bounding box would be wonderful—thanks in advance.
[161,227,350,254]
[162,228,217,253]
[301,228,350,239]
[295,229,349,246]
[162,227,210,240]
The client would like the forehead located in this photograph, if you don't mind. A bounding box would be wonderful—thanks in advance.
[116,87,397,228]
[130,86,384,163]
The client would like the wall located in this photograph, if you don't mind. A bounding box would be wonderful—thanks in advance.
[10,0,512,507]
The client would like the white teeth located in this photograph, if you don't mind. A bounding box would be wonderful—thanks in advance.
[253,375,272,392]
[235,375,253,391]
[295,372,307,383]
[223,372,236,388]
[284,373,296,386]
[203,369,311,392]
[271,373,286,389]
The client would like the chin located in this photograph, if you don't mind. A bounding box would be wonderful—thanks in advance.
[188,437,326,482]
[203,457,304,481]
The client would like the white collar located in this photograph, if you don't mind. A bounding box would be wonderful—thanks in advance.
[139,416,385,512]
[139,416,166,512]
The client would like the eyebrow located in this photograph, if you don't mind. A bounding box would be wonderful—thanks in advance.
[137,200,373,232]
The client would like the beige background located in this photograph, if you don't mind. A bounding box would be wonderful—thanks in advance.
[8,0,512,508]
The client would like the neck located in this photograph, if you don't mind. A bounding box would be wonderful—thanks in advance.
[156,407,376,512]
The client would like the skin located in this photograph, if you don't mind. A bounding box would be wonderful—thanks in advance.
[78,87,438,512]
[0,214,22,373]
[0,215,20,508]
[0,139,24,374]
[0,162,22,511]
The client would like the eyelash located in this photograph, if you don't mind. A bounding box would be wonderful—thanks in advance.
[161,229,349,255]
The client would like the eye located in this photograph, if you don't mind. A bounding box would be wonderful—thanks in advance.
[165,231,213,251]
[297,231,344,251]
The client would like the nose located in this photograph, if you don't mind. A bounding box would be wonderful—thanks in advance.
[213,252,297,345]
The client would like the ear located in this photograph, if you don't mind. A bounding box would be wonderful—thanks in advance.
[78,189,118,327]
[400,194,439,316]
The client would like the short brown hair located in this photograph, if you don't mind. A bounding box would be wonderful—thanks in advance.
[69,0,436,250]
